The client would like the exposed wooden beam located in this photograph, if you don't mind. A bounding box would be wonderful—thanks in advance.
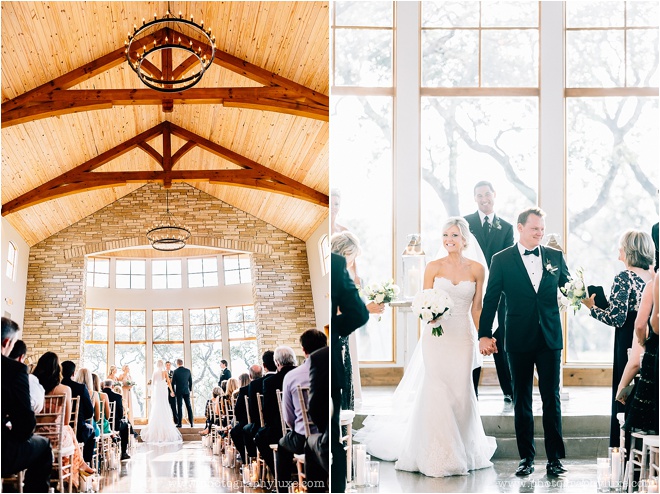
[2,123,328,215]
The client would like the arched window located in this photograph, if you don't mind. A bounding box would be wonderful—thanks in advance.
[319,234,330,276]
[6,241,17,280]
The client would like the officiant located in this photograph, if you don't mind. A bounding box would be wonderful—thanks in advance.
[464,181,514,402]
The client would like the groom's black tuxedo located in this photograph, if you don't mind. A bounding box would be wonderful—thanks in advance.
[465,211,514,398]
[172,365,193,427]
[479,244,570,462]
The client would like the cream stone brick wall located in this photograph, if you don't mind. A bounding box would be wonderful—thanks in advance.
[23,183,316,362]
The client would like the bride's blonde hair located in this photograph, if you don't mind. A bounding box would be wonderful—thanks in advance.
[442,217,471,249]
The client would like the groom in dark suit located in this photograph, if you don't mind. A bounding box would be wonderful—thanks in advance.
[165,361,178,424]
[172,359,194,427]
[464,180,514,402]
[479,207,570,478]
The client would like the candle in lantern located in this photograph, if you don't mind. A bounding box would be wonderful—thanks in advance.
[611,448,621,484]
[406,265,420,298]
[367,461,380,487]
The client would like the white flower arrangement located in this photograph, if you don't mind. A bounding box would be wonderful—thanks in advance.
[545,261,558,275]
[362,279,400,321]
[560,266,587,314]
[411,288,454,337]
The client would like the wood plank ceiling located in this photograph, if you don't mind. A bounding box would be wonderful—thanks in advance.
[1,2,329,246]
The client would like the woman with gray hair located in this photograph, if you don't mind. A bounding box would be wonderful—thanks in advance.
[582,229,655,447]
[331,231,384,411]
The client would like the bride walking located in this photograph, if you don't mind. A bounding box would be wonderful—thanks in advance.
[355,217,496,477]
[140,360,182,444]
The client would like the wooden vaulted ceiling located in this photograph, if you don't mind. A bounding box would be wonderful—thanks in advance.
[1,2,329,246]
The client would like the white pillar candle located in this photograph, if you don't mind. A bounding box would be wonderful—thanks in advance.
[354,444,367,486]
[611,448,621,483]
[648,479,658,493]
[406,265,420,298]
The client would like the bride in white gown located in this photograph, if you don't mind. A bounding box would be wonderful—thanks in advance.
[140,360,183,444]
[355,217,496,477]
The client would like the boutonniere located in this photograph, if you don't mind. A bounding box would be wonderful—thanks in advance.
[544,261,558,275]
[492,217,502,230]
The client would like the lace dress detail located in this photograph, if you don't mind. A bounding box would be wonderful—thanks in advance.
[355,277,496,477]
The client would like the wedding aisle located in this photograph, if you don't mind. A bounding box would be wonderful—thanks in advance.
[98,442,266,493]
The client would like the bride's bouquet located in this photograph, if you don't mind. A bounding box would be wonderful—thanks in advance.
[560,266,587,314]
[411,288,454,337]
[362,279,400,321]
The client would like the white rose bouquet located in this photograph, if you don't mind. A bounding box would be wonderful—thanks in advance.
[411,288,454,337]
[362,279,400,321]
[560,266,587,314]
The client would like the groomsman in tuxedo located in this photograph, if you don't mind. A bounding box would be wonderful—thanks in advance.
[464,180,514,402]
[331,254,369,493]
[218,359,232,386]
[165,361,178,424]
[479,207,570,478]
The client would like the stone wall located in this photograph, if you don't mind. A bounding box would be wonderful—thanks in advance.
[22,183,316,362]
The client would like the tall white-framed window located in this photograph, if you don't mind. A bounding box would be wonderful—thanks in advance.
[114,309,147,417]
[152,259,182,289]
[5,241,17,280]
[81,308,109,377]
[86,258,110,288]
[565,1,658,364]
[224,254,252,285]
[188,257,219,288]
[331,1,396,363]
[116,260,146,289]
[227,305,258,376]
[319,234,330,276]
[190,307,223,416]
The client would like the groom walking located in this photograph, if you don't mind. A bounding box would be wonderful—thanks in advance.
[172,359,194,428]
[479,207,570,478]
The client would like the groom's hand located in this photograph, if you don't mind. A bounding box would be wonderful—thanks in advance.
[170,392,175,397]
[479,337,498,356]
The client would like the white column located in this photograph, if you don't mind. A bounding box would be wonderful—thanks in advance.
[394,2,421,367]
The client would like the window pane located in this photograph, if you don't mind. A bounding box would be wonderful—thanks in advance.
[169,325,183,341]
[245,322,257,337]
[482,30,538,87]
[566,97,658,363]
[238,256,250,269]
[227,307,242,323]
[189,273,203,288]
[114,344,146,418]
[131,260,145,275]
[566,1,625,28]
[225,271,240,286]
[96,259,110,273]
[81,344,107,379]
[152,260,167,275]
[228,323,244,339]
[95,273,109,288]
[153,326,167,341]
[83,323,92,341]
[189,309,204,326]
[209,324,222,340]
[93,325,108,341]
[239,269,251,284]
[480,1,538,27]
[422,1,480,27]
[115,310,130,327]
[116,275,130,289]
[191,342,223,416]
[153,310,167,327]
[168,275,182,289]
[627,29,659,87]
[190,325,205,340]
[152,275,166,289]
[84,310,93,325]
[202,257,217,272]
[627,2,658,27]
[131,326,145,342]
[153,344,184,368]
[331,94,393,361]
[422,30,479,87]
[566,30,624,87]
[93,310,108,326]
[334,29,393,87]
[132,311,145,326]
[167,260,181,274]
[335,1,393,27]
[229,340,259,377]
[188,258,202,273]
[206,309,220,324]
[203,272,218,287]
[168,311,183,326]
[133,275,145,290]
[116,260,131,275]
[115,326,130,341]
[224,256,239,271]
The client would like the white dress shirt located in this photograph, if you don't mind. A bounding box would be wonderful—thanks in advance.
[477,209,496,227]
[517,243,542,292]
[28,373,45,413]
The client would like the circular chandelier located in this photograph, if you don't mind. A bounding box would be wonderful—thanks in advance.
[146,191,191,251]
[125,8,216,92]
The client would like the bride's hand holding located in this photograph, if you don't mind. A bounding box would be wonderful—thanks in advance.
[479,337,498,356]
[366,302,385,314]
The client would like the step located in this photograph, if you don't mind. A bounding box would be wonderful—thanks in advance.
[133,425,204,442]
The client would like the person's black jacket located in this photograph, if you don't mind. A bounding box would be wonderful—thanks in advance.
[262,365,296,432]
[172,366,192,395]
[2,356,36,445]
[62,375,94,441]
[308,347,328,433]
[218,368,232,386]
[102,386,124,430]
[247,375,267,427]
[234,385,250,424]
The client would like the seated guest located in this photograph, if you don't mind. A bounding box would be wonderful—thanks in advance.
[218,359,232,386]
[102,379,131,460]
[581,229,654,447]
[75,368,101,437]
[60,360,95,463]
[225,377,239,405]
[231,367,260,460]
[8,339,45,413]
[92,373,112,434]
[305,346,329,492]
[1,317,52,492]
[244,352,277,457]
[33,351,95,489]
[200,386,224,436]
[276,329,328,492]
[255,346,297,473]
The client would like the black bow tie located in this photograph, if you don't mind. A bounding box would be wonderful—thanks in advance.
[524,248,540,257]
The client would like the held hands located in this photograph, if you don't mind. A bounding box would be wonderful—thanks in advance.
[581,294,596,310]
[479,337,498,356]
[170,392,175,398]
[366,302,385,315]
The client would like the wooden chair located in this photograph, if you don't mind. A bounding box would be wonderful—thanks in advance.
[271,389,292,490]
[36,394,74,493]
[68,396,79,438]
[1,470,25,493]
[295,386,315,488]
[340,410,356,484]
[626,433,659,492]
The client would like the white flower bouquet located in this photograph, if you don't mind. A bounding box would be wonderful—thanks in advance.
[411,288,454,337]
[362,279,400,305]
[560,266,587,314]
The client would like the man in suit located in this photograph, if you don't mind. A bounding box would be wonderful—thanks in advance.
[61,360,96,463]
[305,346,329,492]
[172,358,194,427]
[244,352,275,458]
[255,346,297,473]
[231,365,258,460]
[1,317,52,492]
[218,359,232,386]
[331,254,369,493]
[464,180,514,402]
[165,361,179,424]
[8,340,45,413]
[479,207,571,478]
[102,379,131,460]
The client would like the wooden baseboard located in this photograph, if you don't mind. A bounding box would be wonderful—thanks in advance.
[361,365,612,387]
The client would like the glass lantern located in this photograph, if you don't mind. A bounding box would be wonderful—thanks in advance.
[402,234,425,300]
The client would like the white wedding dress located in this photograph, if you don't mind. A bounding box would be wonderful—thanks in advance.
[354,277,496,477]
[140,365,183,445]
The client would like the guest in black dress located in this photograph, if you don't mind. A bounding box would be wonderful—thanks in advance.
[582,229,655,447]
